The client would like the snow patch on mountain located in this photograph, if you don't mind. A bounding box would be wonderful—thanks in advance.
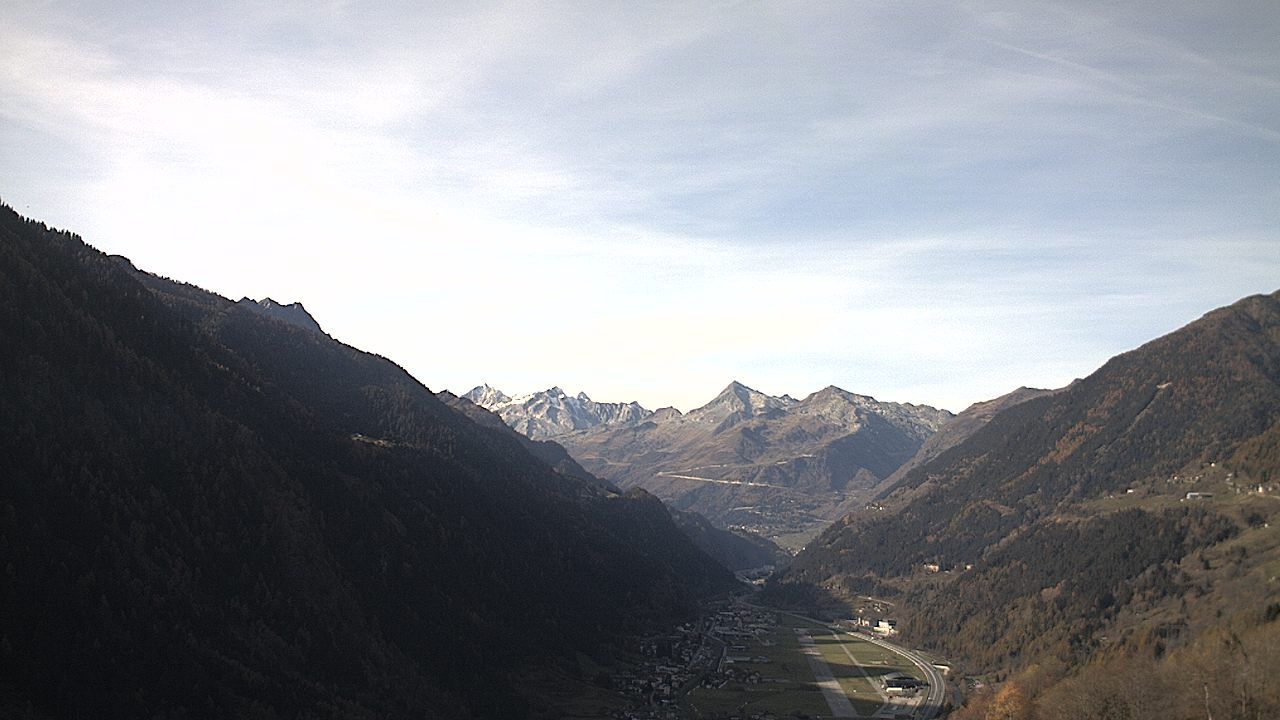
[462,385,652,439]
[462,383,511,408]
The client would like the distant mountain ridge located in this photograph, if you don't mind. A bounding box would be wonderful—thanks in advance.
[551,380,953,547]
[440,388,784,568]
[464,384,653,439]
[678,380,798,428]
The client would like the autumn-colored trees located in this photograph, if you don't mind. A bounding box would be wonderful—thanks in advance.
[952,616,1280,720]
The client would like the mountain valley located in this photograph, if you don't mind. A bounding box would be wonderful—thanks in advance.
[4,201,1278,720]
[462,292,1280,718]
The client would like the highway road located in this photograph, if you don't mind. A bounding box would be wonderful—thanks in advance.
[744,599,948,719]
[850,630,947,719]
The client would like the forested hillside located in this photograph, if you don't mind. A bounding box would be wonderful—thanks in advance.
[870,385,1054,498]
[0,205,735,719]
[767,290,1280,718]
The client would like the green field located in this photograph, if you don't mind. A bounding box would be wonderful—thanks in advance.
[810,629,916,713]
[686,609,920,719]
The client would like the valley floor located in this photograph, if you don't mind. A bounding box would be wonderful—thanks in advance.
[541,596,950,720]
[680,601,947,720]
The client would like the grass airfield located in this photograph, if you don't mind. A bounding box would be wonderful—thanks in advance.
[687,612,921,719]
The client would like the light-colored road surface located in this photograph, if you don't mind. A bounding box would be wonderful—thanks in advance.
[795,629,857,718]
[827,631,890,705]
[750,600,947,719]
[851,631,947,720]
[655,471,794,490]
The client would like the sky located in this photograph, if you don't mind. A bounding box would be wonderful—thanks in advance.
[3,1,1278,413]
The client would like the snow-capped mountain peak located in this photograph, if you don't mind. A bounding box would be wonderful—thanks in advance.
[462,384,511,408]
[458,385,652,439]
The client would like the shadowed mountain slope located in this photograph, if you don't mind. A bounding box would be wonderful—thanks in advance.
[667,507,786,571]
[0,205,735,719]
[439,390,783,569]
[437,389,614,490]
[238,296,326,334]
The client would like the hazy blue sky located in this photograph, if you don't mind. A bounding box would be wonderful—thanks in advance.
[4,1,1278,411]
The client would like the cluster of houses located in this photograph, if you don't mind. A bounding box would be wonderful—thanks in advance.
[1165,463,1277,499]
[709,606,776,644]
[602,604,785,719]
[702,606,777,690]
[606,623,708,707]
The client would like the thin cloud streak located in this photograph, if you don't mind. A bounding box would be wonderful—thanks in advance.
[976,36,1280,144]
